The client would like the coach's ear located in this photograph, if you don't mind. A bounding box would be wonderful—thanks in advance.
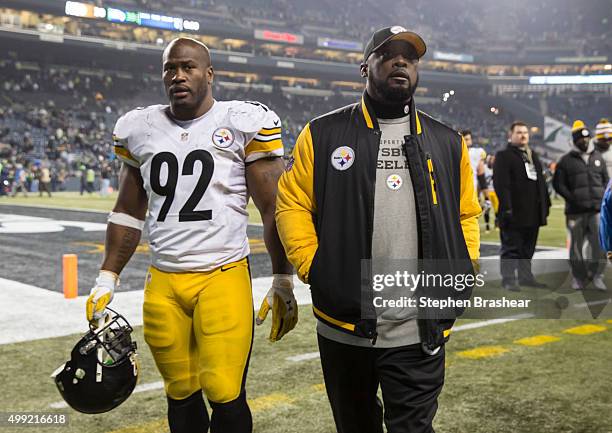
[360,63,368,78]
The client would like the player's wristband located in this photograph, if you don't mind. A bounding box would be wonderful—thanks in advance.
[108,212,145,231]
[96,270,119,288]
[273,274,294,288]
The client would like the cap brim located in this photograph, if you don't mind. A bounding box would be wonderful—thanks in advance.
[374,31,427,59]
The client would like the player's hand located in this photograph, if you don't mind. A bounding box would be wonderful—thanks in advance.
[608,252,612,264]
[86,271,119,323]
[256,274,298,341]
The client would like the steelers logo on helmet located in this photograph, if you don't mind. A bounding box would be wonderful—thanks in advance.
[331,146,355,171]
[390,26,407,34]
[387,174,403,190]
[212,127,235,149]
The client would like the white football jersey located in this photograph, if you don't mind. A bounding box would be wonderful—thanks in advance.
[112,100,284,272]
[468,146,486,189]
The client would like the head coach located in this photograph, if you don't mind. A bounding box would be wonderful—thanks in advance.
[275,26,481,433]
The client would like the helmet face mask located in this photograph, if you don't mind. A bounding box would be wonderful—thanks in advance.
[52,309,138,414]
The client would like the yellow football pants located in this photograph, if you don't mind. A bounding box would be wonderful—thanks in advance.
[488,190,499,214]
[143,258,253,403]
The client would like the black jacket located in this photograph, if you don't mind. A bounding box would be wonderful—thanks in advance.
[493,144,551,228]
[276,94,482,351]
[553,149,609,215]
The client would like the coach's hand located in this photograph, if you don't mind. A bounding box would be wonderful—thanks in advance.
[256,274,298,342]
[86,270,119,323]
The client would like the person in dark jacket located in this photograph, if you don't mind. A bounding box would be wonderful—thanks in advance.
[494,121,551,291]
[553,120,609,290]
[276,26,481,433]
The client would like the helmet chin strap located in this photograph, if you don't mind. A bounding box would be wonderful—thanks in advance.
[96,347,104,382]
[95,315,107,382]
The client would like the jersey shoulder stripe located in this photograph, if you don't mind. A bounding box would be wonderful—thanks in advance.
[251,134,282,143]
[256,127,282,137]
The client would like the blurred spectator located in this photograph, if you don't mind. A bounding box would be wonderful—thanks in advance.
[494,121,551,291]
[38,164,52,197]
[100,164,112,196]
[11,164,28,197]
[552,120,608,290]
[594,118,612,178]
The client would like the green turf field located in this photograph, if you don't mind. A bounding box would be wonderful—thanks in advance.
[479,200,567,248]
[1,313,611,433]
[0,192,264,225]
[1,192,566,246]
[3,191,611,433]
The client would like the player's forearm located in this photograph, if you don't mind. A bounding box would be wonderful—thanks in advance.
[262,208,293,275]
[101,222,142,275]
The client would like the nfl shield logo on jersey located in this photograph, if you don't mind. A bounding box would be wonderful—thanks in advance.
[212,127,235,149]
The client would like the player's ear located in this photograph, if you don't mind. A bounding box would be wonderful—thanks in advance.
[360,63,368,78]
[207,66,214,85]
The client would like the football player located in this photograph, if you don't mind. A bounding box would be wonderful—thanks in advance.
[85,37,296,433]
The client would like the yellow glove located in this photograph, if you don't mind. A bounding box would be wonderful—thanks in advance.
[86,271,119,323]
[256,274,298,342]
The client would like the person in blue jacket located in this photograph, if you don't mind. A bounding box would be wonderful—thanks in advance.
[600,180,612,262]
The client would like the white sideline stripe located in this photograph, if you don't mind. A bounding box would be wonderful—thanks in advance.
[451,313,534,332]
[574,299,611,308]
[284,313,534,362]
[49,381,165,409]
[286,352,321,362]
[0,277,311,345]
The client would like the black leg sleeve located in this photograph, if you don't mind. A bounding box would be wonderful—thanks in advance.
[168,391,210,433]
[209,390,252,433]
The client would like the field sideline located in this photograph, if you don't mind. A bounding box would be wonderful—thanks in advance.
[1,313,611,433]
[0,192,567,245]
[2,193,611,433]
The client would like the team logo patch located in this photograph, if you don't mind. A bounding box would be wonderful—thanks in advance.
[212,127,235,148]
[331,146,355,171]
[595,160,602,167]
[386,174,403,190]
[390,26,407,34]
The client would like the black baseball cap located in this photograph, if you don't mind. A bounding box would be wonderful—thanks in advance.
[363,26,427,62]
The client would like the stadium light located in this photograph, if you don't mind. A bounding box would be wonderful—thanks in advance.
[529,75,612,85]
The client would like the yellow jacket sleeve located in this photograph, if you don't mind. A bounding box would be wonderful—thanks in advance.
[275,123,318,283]
[459,137,482,260]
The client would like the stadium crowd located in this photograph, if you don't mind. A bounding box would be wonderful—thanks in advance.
[1,57,607,197]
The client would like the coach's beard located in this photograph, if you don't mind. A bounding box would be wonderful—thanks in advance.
[373,73,419,105]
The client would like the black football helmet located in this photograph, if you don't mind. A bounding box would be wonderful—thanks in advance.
[52,308,139,414]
